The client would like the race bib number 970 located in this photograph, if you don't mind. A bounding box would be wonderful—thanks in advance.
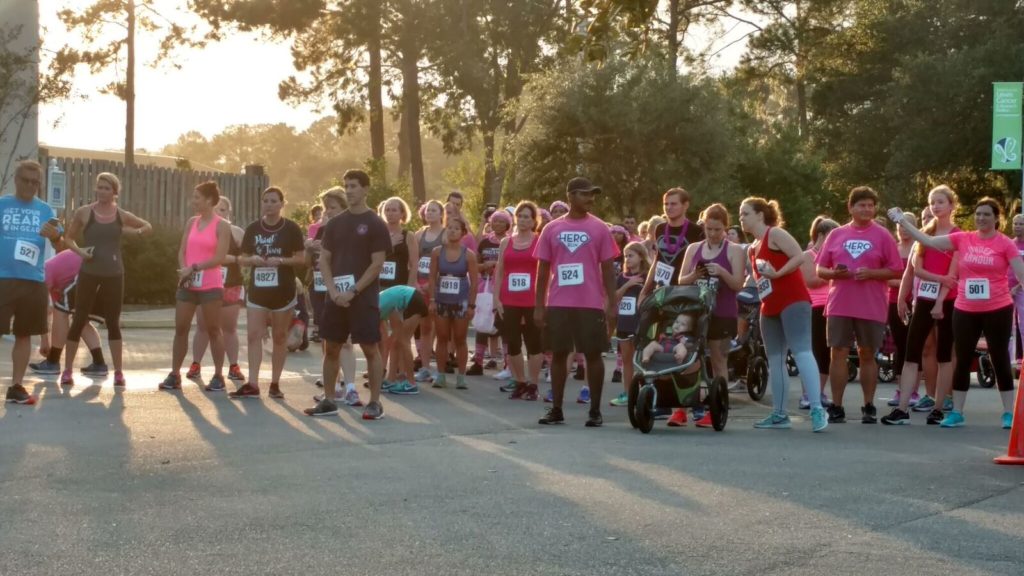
[557,263,584,286]
[654,261,675,286]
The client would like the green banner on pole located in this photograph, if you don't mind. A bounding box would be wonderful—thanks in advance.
[992,82,1022,170]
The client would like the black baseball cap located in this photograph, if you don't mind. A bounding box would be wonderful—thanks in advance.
[566,177,602,195]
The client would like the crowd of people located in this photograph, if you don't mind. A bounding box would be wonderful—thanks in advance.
[1,158,1019,431]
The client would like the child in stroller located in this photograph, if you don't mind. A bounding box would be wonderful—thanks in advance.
[641,312,700,369]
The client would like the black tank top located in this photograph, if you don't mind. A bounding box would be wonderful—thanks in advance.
[225,232,243,288]
[81,208,123,277]
[381,229,410,289]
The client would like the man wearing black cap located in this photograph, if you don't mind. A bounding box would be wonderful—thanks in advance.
[533,177,620,427]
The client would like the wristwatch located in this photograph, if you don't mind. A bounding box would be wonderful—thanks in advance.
[352,287,360,297]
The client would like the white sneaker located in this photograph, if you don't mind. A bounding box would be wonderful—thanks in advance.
[493,368,512,380]
[343,389,364,407]
[414,368,433,382]
[544,369,551,384]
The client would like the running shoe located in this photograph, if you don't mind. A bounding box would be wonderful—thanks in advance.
[667,409,688,427]
[585,410,603,428]
[909,392,920,407]
[861,403,878,424]
[821,393,832,407]
[499,380,518,393]
[912,394,935,412]
[538,406,565,425]
[415,368,433,382]
[205,374,226,392]
[5,384,36,405]
[573,364,585,381]
[926,409,944,425]
[313,390,345,402]
[60,370,74,387]
[694,412,713,428]
[942,396,953,412]
[389,380,419,395]
[494,368,512,380]
[228,364,244,381]
[82,363,109,377]
[305,399,339,417]
[798,394,810,410]
[544,369,551,384]
[158,372,181,390]
[1002,412,1013,430]
[609,392,628,407]
[881,408,910,425]
[543,388,553,402]
[29,360,60,375]
[381,380,397,392]
[456,375,468,390]
[753,413,792,429]
[229,383,260,399]
[508,382,528,399]
[432,374,447,389]
[113,371,126,388]
[810,407,828,432]
[522,383,539,401]
[466,362,484,376]
[653,407,672,420]
[827,405,846,424]
[692,406,706,420]
[577,386,591,404]
[484,359,498,370]
[185,362,201,379]
[939,410,965,428]
[268,383,285,399]
[887,390,901,407]
[611,369,622,383]
[362,400,385,420]
[343,389,364,407]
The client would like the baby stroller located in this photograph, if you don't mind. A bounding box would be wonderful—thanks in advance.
[627,281,729,433]
[735,287,769,401]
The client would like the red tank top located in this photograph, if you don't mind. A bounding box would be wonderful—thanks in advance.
[752,227,809,317]
[499,235,539,308]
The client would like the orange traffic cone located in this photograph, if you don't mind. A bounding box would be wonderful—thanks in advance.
[994,373,1024,465]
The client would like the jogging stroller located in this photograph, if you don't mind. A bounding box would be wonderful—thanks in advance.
[735,287,768,401]
[627,280,729,433]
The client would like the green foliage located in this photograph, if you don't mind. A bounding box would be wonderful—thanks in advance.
[121,225,180,305]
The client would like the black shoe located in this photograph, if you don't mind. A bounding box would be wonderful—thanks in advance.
[926,408,944,425]
[881,408,910,425]
[5,384,36,405]
[861,403,877,424]
[827,405,846,423]
[498,380,519,393]
[585,411,603,427]
[303,399,339,417]
[484,359,498,370]
[611,369,622,383]
[573,364,585,381]
[538,407,565,425]
[466,362,484,376]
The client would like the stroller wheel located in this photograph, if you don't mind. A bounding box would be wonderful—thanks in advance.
[847,359,858,383]
[786,352,799,377]
[877,356,896,383]
[977,354,996,388]
[627,375,643,429]
[635,384,656,434]
[709,376,729,431]
[746,356,768,401]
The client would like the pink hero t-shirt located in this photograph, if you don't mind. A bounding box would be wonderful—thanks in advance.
[949,231,1020,313]
[815,221,902,323]
[534,213,620,310]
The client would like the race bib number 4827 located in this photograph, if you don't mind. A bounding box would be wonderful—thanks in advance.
[253,267,278,288]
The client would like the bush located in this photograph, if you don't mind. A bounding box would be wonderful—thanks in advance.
[121,225,180,305]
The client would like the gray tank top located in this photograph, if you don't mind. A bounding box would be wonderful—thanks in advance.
[81,208,124,277]
[436,246,469,304]
[417,227,445,280]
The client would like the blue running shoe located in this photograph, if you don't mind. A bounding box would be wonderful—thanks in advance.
[389,380,420,395]
[753,413,792,429]
[810,407,828,432]
[1002,411,1013,430]
[942,396,953,412]
[939,410,965,428]
[204,374,226,392]
[912,394,935,412]
[692,406,706,420]
[577,386,590,404]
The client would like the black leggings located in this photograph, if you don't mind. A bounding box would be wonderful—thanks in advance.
[886,302,909,376]
[500,305,542,356]
[952,306,1014,392]
[67,272,123,342]
[903,298,954,364]
[811,306,830,375]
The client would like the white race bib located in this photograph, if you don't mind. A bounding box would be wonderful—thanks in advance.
[557,263,584,286]
[965,278,990,301]
[380,261,397,281]
[917,280,940,300]
[334,274,356,293]
[190,270,204,288]
[14,239,40,267]
[508,273,531,292]
[313,271,326,293]
[418,256,432,275]
[253,267,278,288]
[654,261,675,286]
[619,296,636,316]
[756,276,773,300]
[439,275,461,295]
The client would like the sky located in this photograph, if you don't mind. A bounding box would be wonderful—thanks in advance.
[37,0,752,153]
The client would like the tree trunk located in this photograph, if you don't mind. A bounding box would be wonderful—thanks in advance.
[667,0,680,72]
[794,0,809,139]
[482,131,503,205]
[126,0,136,199]
[400,39,426,204]
[367,7,386,163]
[397,108,410,179]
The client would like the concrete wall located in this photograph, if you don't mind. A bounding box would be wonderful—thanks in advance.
[0,0,40,196]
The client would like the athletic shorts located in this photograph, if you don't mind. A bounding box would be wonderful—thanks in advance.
[223,285,244,306]
[437,301,469,320]
[176,288,224,305]
[826,315,885,351]
[545,307,609,356]
[0,279,48,337]
[320,300,381,345]
[615,330,635,342]
[707,315,738,341]
[51,277,106,323]
[246,296,296,313]
[404,290,428,320]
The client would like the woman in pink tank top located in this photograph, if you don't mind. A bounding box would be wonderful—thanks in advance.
[160,181,232,392]
[801,216,839,409]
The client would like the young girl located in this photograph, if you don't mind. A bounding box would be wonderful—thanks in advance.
[610,241,650,407]
[414,200,445,382]
[379,285,429,395]
[428,214,479,389]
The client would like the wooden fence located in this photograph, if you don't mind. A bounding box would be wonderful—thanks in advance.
[39,152,269,229]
